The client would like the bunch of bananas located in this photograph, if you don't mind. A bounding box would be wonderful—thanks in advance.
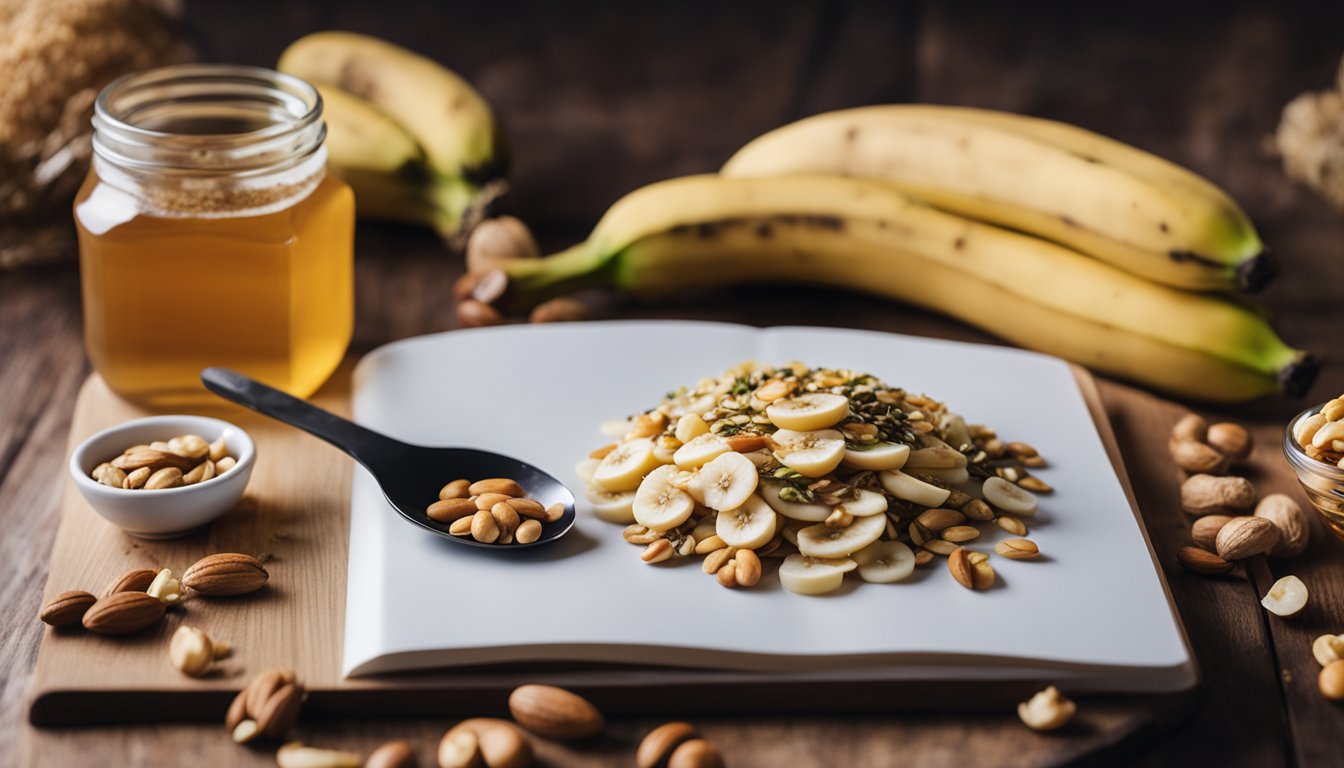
[495,106,1315,403]
[278,32,507,243]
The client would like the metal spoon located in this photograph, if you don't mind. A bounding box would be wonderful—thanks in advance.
[201,367,576,548]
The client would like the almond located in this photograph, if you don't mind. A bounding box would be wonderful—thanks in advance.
[427,497,478,523]
[181,553,269,596]
[528,296,588,324]
[1214,517,1281,561]
[468,478,525,497]
[637,722,699,768]
[507,684,605,740]
[245,668,297,719]
[1254,493,1310,558]
[668,738,725,768]
[82,591,166,634]
[39,590,96,627]
[115,447,197,472]
[105,567,159,595]
[1191,515,1233,551]
[1176,546,1234,575]
[1180,474,1256,516]
[257,682,304,739]
[506,497,546,519]
[1168,439,1228,475]
[365,740,418,768]
[225,689,249,730]
[444,718,532,768]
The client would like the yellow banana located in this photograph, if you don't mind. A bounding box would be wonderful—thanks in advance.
[721,105,1273,292]
[311,82,490,238]
[503,175,1314,402]
[280,31,506,182]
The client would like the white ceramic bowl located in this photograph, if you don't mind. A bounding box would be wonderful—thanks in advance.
[69,415,256,539]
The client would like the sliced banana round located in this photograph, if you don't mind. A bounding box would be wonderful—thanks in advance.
[699,451,760,512]
[796,513,886,558]
[837,488,888,517]
[591,437,661,491]
[715,494,779,549]
[852,541,916,583]
[574,457,601,484]
[673,433,731,469]
[879,469,952,508]
[758,479,831,522]
[842,441,910,471]
[905,440,967,470]
[982,476,1038,516]
[633,465,696,531]
[766,392,850,431]
[771,428,846,478]
[779,554,857,596]
[584,486,636,524]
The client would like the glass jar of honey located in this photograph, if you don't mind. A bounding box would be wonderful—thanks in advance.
[76,64,354,408]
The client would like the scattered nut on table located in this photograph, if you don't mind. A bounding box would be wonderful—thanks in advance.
[1017,685,1076,731]
[1261,575,1309,618]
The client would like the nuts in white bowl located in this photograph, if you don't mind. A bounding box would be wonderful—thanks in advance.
[69,415,255,539]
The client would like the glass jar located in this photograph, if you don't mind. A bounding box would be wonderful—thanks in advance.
[1283,406,1344,540]
[76,64,354,408]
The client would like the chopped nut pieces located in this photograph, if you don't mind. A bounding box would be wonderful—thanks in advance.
[93,433,236,490]
[1312,634,1344,667]
[428,477,563,545]
[1017,686,1076,731]
[1261,575,1309,618]
[584,362,1050,595]
[169,625,217,677]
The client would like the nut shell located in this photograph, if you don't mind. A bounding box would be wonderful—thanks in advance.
[1254,493,1310,558]
[507,684,605,740]
[82,591,166,634]
[39,590,97,627]
[1180,474,1256,516]
[1215,517,1280,561]
[181,553,269,596]
[1168,439,1228,475]
[1170,413,1208,444]
[1190,515,1232,551]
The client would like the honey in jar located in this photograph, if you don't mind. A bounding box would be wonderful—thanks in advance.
[75,65,354,408]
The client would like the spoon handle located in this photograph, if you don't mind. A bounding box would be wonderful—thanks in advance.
[201,368,407,469]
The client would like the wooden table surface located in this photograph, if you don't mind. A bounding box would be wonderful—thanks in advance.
[4,1,1344,765]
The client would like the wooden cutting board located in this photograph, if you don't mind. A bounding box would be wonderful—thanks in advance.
[27,365,1194,729]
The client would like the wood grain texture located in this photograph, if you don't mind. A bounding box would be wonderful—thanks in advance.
[4,0,1344,765]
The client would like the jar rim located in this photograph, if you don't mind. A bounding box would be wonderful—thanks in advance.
[92,63,324,176]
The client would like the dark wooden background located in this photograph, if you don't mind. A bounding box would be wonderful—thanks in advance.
[4,0,1344,765]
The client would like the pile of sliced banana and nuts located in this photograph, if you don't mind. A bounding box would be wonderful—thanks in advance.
[579,362,1050,596]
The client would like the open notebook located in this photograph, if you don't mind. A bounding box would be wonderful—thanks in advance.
[343,321,1194,693]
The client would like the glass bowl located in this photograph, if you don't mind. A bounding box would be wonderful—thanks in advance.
[1283,405,1344,541]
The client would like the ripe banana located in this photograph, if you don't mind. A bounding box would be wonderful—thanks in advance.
[721,105,1273,292]
[280,31,504,181]
[279,32,506,239]
[501,175,1315,403]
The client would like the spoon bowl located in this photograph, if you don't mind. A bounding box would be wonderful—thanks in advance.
[201,368,575,548]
